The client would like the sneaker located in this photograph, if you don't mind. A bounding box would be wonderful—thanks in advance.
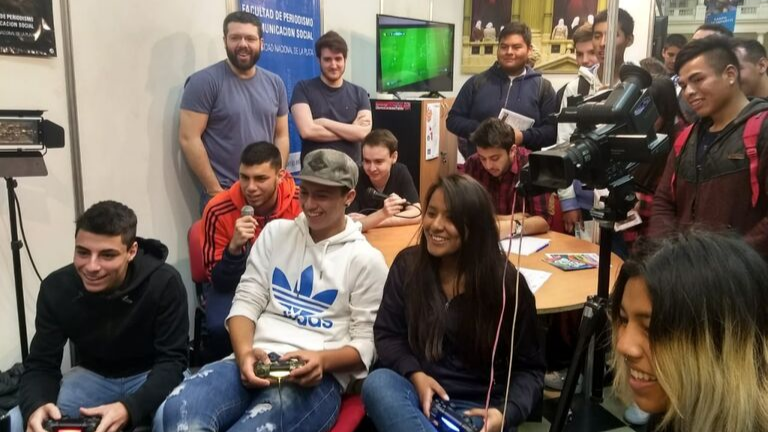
[544,369,582,392]
[623,402,650,425]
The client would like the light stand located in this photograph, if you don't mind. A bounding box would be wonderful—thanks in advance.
[6,177,28,359]
[0,110,64,360]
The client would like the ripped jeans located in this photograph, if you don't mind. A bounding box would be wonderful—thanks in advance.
[160,359,342,432]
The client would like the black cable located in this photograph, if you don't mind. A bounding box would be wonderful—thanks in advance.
[12,188,43,282]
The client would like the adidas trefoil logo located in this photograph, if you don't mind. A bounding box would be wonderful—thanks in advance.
[272,266,337,328]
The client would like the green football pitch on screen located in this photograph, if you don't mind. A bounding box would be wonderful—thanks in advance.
[379,26,453,91]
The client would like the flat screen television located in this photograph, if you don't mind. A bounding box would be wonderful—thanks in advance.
[376,14,454,94]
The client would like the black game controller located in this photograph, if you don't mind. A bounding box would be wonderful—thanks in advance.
[254,352,306,379]
[43,417,101,432]
[429,397,481,432]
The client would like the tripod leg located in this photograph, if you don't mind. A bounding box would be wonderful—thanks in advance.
[591,225,614,402]
[549,296,608,432]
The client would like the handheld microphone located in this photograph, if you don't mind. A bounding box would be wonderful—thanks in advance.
[366,188,412,207]
[241,205,255,218]
[241,205,255,254]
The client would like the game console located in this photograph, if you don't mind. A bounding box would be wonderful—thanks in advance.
[429,398,480,432]
[43,417,100,432]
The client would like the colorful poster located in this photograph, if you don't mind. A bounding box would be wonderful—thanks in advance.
[239,0,321,174]
[0,0,56,57]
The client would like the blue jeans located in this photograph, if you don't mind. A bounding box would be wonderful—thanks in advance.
[8,366,153,432]
[161,359,342,432]
[202,282,234,360]
[362,369,486,432]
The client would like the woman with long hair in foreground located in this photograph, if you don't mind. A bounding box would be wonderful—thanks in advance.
[611,231,768,431]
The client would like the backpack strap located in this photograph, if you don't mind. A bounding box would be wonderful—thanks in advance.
[743,111,768,207]
[670,124,695,201]
[577,75,590,97]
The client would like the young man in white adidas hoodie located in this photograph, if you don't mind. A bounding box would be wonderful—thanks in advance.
[161,149,388,432]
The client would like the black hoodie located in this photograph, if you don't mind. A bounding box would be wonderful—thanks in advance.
[19,238,188,426]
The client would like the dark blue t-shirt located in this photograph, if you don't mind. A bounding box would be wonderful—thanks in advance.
[290,77,370,162]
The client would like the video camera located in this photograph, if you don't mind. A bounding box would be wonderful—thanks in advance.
[523,65,670,221]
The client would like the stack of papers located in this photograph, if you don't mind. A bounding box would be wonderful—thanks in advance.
[500,236,551,256]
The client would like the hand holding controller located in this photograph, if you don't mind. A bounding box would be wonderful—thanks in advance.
[429,397,481,432]
[43,417,101,432]
[254,352,306,379]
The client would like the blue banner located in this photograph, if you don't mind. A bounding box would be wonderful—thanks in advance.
[704,0,739,32]
[239,0,321,173]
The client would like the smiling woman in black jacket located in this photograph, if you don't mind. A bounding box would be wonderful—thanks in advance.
[361,174,544,432]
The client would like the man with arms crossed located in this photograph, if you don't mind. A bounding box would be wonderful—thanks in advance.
[201,142,301,359]
[16,201,188,432]
[162,149,388,431]
[180,11,289,211]
[291,31,372,163]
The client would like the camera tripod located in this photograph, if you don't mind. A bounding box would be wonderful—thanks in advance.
[549,218,615,432]
[547,174,639,431]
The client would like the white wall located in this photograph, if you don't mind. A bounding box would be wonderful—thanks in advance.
[0,0,653,371]
[0,0,75,370]
[621,0,654,63]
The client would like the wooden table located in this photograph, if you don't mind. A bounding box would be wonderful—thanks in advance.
[364,225,623,314]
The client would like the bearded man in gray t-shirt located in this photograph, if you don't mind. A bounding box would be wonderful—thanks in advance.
[180,11,289,211]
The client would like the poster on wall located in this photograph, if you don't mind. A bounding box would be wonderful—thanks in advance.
[238,0,321,174]
[704,0,743,32]
[425,103,440,161]
[552,0,598,41]
[0,0,56,57]
[469,0,512,42]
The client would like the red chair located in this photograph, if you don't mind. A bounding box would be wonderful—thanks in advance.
[331,394,365,432]
[187,220,207,366]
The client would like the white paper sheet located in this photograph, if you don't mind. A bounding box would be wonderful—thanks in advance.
[519,267,552,294]
[499,236,551,256]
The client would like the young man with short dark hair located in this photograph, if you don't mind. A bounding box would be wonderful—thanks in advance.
[558,8,635,233]
[162,149,388,431]
[662,34,687,75]
[291,31,372,163]
[447,21,557,156]
[732,38,768,99]
[201,141,301,358]
[17,201,188,432]
[650,36,768,256]
[554,23,598,111]
[464,118,551,235]
[347,129,421,231]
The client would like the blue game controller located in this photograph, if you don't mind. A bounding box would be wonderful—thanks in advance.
[429,397,481,432]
